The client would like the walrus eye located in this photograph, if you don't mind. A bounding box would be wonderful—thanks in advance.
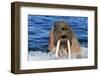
[62,28,64,30]
[65,28,68,30]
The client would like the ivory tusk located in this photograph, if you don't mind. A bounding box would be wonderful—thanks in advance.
[55,40,60,57]
[67,40,71,59]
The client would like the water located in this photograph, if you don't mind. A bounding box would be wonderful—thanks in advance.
[28,15,88,60]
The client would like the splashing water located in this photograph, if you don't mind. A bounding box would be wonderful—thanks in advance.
[28,46,88,61]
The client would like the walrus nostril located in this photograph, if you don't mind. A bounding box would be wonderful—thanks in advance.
[61,35,66,39]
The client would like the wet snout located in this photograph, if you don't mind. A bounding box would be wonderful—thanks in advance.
[61,34,72,40]
[60,33,72,46]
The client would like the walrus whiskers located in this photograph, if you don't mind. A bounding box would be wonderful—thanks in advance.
[67,40,71,58]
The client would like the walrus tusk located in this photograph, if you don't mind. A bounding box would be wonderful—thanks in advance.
[55,39,71,58]
[67,40,71,58]
[55,40,60,57]
[49,39,71,58]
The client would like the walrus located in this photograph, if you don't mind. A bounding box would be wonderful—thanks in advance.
[48,20,81,58]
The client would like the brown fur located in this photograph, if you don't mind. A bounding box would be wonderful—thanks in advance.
[48,21,81,58]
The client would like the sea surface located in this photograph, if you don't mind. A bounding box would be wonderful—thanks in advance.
[28,15,88,60]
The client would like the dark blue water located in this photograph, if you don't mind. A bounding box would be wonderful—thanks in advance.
[28,15,88,52]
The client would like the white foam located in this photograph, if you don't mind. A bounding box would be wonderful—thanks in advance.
[28,47,88,61]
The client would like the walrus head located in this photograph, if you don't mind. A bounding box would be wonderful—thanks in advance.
[53,21,73,47]
[48,20,81,58]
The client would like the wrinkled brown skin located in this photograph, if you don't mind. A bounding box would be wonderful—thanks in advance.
[48,21,81,57]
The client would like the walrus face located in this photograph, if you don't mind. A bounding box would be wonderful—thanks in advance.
[54,21,73,46]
